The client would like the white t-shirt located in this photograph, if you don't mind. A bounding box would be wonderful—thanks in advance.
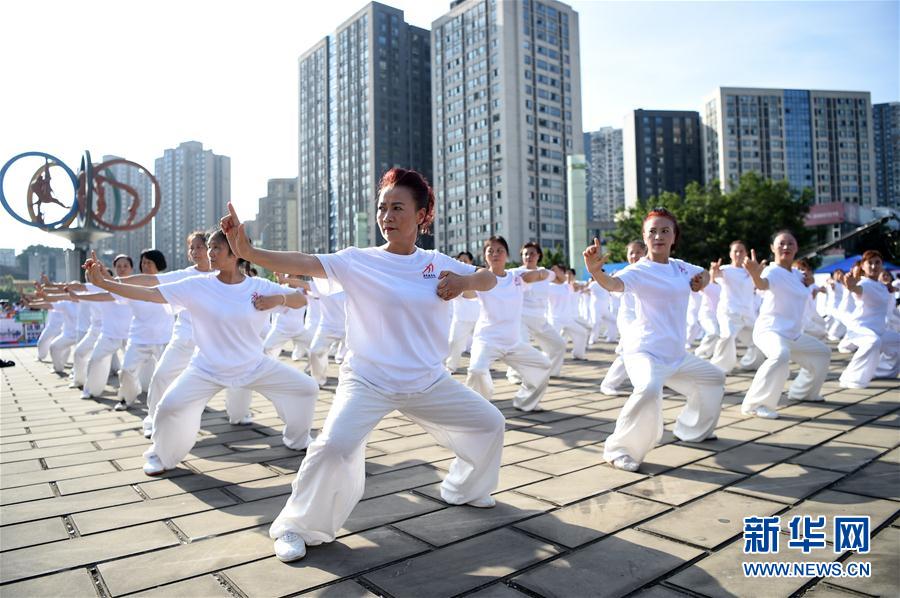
[699,282,721,320]
[95,297,132,340]
[754,265,809,340]
[56,301,79,339]
[451,296,481,323]
[717,265,756,319]
[158,273,286,379]
[616,257,704,365]
[155,267,208,343]
[124,297,175,345]
[304,293,321,332]
[310,278,346,334]
[547,282,576,325]
[588,280,610,312]
[270,286,307,336]
[316,246,476,393]
[75,301,92,335]
[474,270,529,350]
[80,284,104,331]
[847,278,891,335]
[511,267,555,319]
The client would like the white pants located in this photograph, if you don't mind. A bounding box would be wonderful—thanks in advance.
[269,369,504,545]
[521,315,566,377]
[146,358,318,469]
[309,327,345,386]
[71,329,100,386]
[224,387,253,423]
[554,318,589,366]
[590,308,618,343]
[145,337,196,431]
[466,340,551,411]
[84,334,127,397]
[694,314,719,359]
[711,312,756,373]
[601,354,628,392]
[119,342,165,405]
[839,328,900,388]
[603,352,724,464]
[804,311,828,340]
[49,333,77,373]
[446,318,477,371]
[264,326,312,361]
[37,321,62,361]
[742,330,831,412]
[826,316,847,341]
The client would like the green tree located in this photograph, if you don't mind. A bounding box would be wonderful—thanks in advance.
[606,172,813,266]
[539,244,566,268]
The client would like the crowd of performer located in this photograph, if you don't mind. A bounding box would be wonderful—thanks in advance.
[20,167,900,564]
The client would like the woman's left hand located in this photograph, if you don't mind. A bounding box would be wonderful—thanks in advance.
[252,294,285,311]
[436,271,465,301]
[690,272,705,292]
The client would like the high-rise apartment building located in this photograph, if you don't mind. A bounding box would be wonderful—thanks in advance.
[153,141,230,270]
[702,87,876,207]
[623,110,703,206]
[873,102,900,208]
[584,128,624,228]
[297,2,431,254]
[432,0,582,258]
[93,155,154,264]
[255,178,299,252]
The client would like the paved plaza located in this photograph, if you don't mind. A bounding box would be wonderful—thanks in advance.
[0,344,897,597]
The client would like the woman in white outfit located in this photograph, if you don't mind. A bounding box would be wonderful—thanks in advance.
[114,250,175,411]
[465,236,553,412]
[838,250,900,387]
[47,296,79,374]
[36,306,63,361]
[600,240,646,395]
[741,230,831,419]
[710,242,759,373]
[694,278,721,359]
[80,256,135,399]
[221,168,503,562]
[836,263,861,350]
[446,251,481,372]
[83,230,319,476]
[584,208,725,472]
[55,281,106,389]
[509,242,566,381]
[825,269,847,341]
[307,278,346,387]
[547,264,589,368]
[588,278,618,344]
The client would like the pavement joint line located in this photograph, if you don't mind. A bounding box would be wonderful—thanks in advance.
[38,457,48,471]
[48,480,61,497]
[87,565,111,598]
[655,581,708,598]
[63,514,80,538]
[211,571,247,598]
[164,519,191,544]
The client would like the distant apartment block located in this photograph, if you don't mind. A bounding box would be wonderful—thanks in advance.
[93,155,154,265]
[432,0,583,258]
[154,141,230,269]
[584,127,624,230]
[256,178,298,252]
[623,109,703,206]
[873,101,900,208]
[297,2,432,253]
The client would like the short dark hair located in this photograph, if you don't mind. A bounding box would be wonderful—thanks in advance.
[770,229,796,244]
[139,249,167,273]
[456,250,475,262]
[483,235,510,257]
[521,241,543,260]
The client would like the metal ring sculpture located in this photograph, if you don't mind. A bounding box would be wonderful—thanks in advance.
[0,151,79,230]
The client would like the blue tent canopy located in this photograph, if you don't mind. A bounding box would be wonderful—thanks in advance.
[816,255,899,274]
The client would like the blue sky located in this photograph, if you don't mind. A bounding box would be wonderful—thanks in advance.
[1,0,897,253]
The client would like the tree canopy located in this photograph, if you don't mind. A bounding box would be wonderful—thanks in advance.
[605,173,815,266]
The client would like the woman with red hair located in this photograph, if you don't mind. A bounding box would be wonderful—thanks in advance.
[838,250,899,387]
[221,167,505,563]
[584,208,725,472]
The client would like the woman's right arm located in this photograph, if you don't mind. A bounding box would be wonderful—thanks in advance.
[742,250,770,291]
[583,238,624,293]
[117,273,161,287]
[85,257,166,304]
[220,203,326,278]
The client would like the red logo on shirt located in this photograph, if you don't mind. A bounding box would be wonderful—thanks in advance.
[422,263,436,279]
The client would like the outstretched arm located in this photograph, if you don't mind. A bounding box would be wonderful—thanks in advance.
[117,273,161,287]
[583,238,624,293]
[521,268,552,284]
[844,272,863,297]
[436,267,497,301]
[252,292,308,311]
[220,203,326,278]
[742,250,770,291]
[84,253,166,304]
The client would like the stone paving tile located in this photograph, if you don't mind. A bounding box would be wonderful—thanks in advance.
[222,474,295,503]
[789,439,888,472]
[828,526,899,597]
[667,535,841,598]
[0,521,179,583]
[754,423,844,450]
[0,517,69,551]
[0,482,55,506]
[514,490,671,548]
[363,528,558,598]
[466,583,532,597]
[640,443,715,474]
[224,527,429,597]
[727,463,845,505]
[137,463,278,499]
[517,443,605,476]
[780,489,899,545]
[619,465,745,506]
[98,526,275,596]
[512,528,703,598]
[55,466,191,495]
[0,568,98,597]
[1,459,44,474]
[299,579,380,597]
[1,460,118,489]
[72,488,237,535]
[695,442,801,474]
[394,490,552,546]
[171,494,289,540]
[130,575,234,597]
[360,463,444,500]
[0,441,97,464]
[1,485,142,525]
[836,424,900,449]
[832,461,900,501]
[640,491,785,549]
[515,464,644,506]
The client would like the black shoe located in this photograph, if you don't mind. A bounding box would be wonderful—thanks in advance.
[0,360,15,368]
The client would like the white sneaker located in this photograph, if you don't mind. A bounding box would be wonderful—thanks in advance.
[67,381,79,389]
[142,454,167,476]
[142,421,153,439]
[804,395,826,402]
[113,400,129,411]
[80,390,91,399]
[599,385,621,396]
[274,532,306,562]
[754,406,779,419]
[237,414,253,425]
[467,496,496,508]
[612,455,640,472]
